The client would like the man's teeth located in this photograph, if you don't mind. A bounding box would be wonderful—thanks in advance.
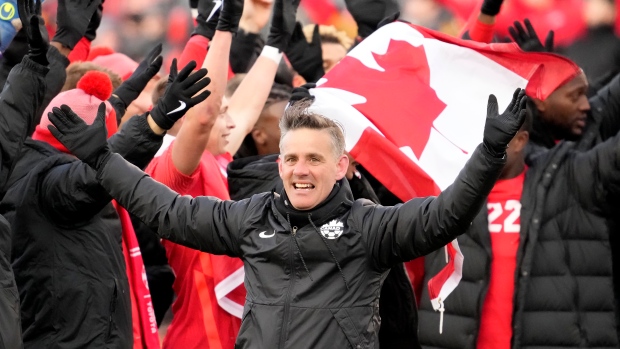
[294,183,314,189]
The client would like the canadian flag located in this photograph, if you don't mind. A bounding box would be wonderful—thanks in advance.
[307,21,580,322]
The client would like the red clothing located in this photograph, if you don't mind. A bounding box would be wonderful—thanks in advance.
[477,170,525,349]
[146,142,245,349]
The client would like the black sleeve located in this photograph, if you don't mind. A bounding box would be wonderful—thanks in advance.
[40,114,164,220]
[570,131,620,216]
[108,95,127,126]
[95,153,250,257]
[354,144,505,270]
[589,72,620,142]
[0,56,48,190]
[230,30,262,74]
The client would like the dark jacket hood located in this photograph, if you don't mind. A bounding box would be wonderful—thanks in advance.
[227,154,281,200]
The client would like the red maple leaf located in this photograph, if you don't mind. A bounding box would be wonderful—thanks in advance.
[322,39,454,158]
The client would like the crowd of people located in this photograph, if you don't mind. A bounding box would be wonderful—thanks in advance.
[0,0,620,348]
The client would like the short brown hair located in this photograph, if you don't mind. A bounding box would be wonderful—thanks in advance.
[63,62,123,92]
[279,98,345,158]
[151,77,169,106]
[303,24,353,51]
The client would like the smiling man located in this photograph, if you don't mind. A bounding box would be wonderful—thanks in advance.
[47,90,527,348]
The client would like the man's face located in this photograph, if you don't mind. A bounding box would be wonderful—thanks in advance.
[322,42,347,73]
[539,72,590,139]
[206,97,235,155]
[279,128,348,210]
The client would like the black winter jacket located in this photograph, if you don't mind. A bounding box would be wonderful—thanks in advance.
[1,115,163,349]
[91,143,504,348]
[227,154,418,348]
[0,56,48,349]
[418,134,620,348]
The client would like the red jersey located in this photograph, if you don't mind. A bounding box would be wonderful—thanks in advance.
[146,141,245,349]
[477,170,525,349]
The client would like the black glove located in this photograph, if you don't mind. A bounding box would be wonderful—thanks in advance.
[54,0,101,49]
[149,59,212,130]
[289,82,315,104]
[190,0,199,8]
[18,0,48,65]
[84,0,103,42]
[377,11,401,30]
[284,23,324,82]
[266,0,301,52]
[193,0,221,40]
[216,0,244,33]
[483,88,527,157]
[508,19,554,53]
[344,0,387,38]
[47,103,113,170]
[113,43,163,107]
[480,0,504,16]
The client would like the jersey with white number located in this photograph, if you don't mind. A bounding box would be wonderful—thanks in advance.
[477,169,526,349]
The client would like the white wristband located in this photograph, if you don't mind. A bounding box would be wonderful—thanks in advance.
[261,45,283,64]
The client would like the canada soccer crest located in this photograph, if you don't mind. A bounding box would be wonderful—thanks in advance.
[320,220,344,240]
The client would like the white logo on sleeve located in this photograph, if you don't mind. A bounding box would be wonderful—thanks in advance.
[259,230,275,238]
[320,220,344,239]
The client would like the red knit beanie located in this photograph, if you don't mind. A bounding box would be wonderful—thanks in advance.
[33,71,118,153]
[91,52,139,81]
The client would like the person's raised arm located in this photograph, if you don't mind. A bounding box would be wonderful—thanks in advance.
[171,0,243,175]
[48,104,246,256]
[0,0,49,188]
[358,89,527,270]
[224,0,299,155]
[40,61,211,220]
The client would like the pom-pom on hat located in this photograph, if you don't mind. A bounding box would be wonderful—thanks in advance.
[33,71,118,153]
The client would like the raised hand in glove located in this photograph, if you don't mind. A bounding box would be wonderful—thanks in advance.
[216,0,244,33]
[480,0,504,16]
[483,88,527,157]
[149,59,212,130]
[508,19,554,53]
[113,43,163,107]
[84,0,104,42]
[193,0,221,39]
[54,0,101,49]
[267,0,301,52]
[48,103,113,170]
[18,0,48,65]
[344,0,387,39]
[284,23,324,82]
[289,82,316,104]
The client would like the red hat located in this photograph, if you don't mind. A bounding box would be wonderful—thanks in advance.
[33,71,118,153]
[91,52,139,81]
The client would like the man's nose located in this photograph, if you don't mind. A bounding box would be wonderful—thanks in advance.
[293,160,309,176]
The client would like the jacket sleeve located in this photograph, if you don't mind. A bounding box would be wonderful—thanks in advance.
[96,152,248,257]
[353,144,505,270]
[0,56,48,190]
[590,72,620,142]
[40,114,164,221]
[570,131,620,216]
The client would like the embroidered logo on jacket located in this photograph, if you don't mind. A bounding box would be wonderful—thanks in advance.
[320,220,344,240]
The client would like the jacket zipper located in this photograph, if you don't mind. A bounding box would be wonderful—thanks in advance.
[278,226,298,349]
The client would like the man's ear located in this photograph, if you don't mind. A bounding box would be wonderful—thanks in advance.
[512,130,529,153]
[251,128,267,146]
[532,97,545,113]
[335,154,349,180]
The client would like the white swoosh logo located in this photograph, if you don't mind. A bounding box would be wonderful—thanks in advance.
[167,100,186,115]
[208,0,222,21]
[259,231,275,238]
